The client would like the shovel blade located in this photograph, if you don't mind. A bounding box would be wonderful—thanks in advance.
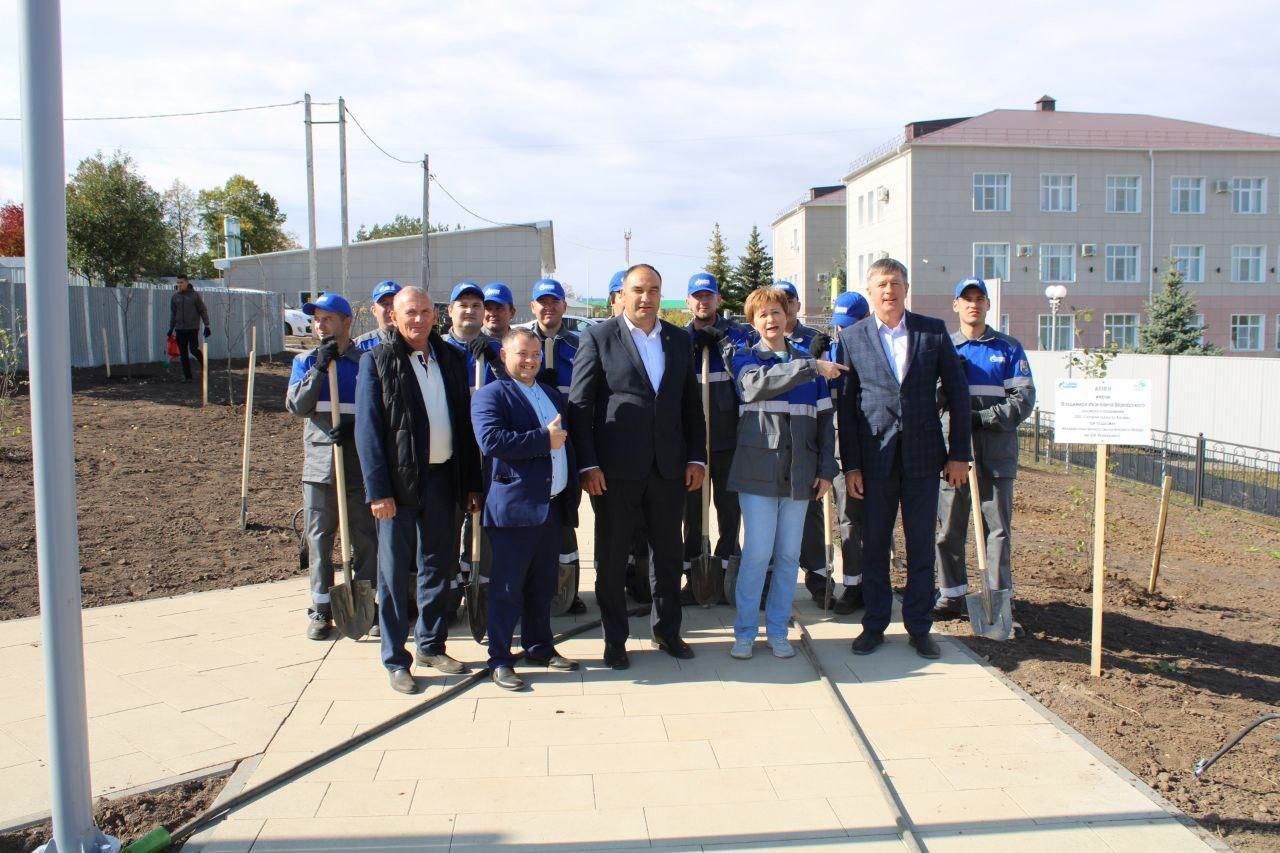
[550,562,577,617]
[691,550,722,607]
[964,588,1014,641]
[722,556,739,606]
[331,579,376,641]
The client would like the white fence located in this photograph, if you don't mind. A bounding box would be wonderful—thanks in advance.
[0,278,283,371]
[1027,350,1280,451]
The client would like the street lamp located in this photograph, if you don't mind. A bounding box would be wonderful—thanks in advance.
[1044,284,1068,350]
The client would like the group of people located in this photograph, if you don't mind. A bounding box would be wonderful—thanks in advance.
[285,256,1035,693]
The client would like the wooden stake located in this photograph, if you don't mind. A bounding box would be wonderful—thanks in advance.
[1090,444,1108,677]
[101,327,110,379]
[1147,474,1174,594]
[201,341,209,407]
[238,340,257,530]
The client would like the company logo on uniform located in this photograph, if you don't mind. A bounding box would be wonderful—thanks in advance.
[1017,359,1030,376]
[988,354,1006,363]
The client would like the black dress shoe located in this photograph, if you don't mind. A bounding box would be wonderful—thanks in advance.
[833,586,864,616]
[388,668,417,694]
[651,635,695,659]
[850,630,884,655]
[491,665,525,691]
[525,652,580,671]
[603,643,630,670]
[568,597,588,615]
[908,633,941,659]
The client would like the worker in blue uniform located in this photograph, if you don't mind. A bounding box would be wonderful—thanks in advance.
[826,290,870,615]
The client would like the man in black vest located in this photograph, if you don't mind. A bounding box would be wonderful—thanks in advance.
[355,286,483,694]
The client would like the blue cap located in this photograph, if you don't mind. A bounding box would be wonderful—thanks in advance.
[954,276,988,298]
[370,280,401,304]
[482,282,513,306]
[532,278,565,301]
[303,292,352,318]
[688,272,719,295]
[832,291,870,329]
[773,280,798,299]
[609,270,626,294]
[449,281,484,302]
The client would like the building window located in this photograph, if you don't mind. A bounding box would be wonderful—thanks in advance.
[1105,244,1141,283]
[1040,244,1075,283]
[1000,314,1010,334]
[1105,176,1141,213]
[1276,315,1280,351]
[1038,314,1074,351]
[973,173,1010,212]
[1193,313,1206,347]
[857,195,865,227]
[1230,314,1263,351]
[1231,177,1266,214]
[857,254,865,286]
[1231,245,1265,283]
[868,191,877,223]
[792,228,799,250]
[972,243,1009,281]
[1104,313,1139,350]
[1171,245,1205,283]
[1170,176,1204,213]
[1040,174,1076,212]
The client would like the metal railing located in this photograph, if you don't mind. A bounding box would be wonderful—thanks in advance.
[844,131,906,178]
[1019,410,1280,518]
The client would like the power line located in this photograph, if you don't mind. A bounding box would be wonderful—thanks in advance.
[0,99,310,122]
[342,105,420,165]
[428,174,529,228]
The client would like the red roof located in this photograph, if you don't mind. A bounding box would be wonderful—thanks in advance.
[912,109,1280,151]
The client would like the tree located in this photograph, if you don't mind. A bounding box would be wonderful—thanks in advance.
[354,216,456,241]
[705,222,732,292]
[0,202,23,257]
[162,180,203,275]
[197,175,294,262]
[1138,263,1219,355]
[726,224,773,311]
[66,150,169,286]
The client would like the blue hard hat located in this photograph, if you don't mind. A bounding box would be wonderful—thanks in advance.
[688,272,718,295]
[609,270,626,294]
[832,291,870,328]
[773,280,798,299]
[303,291,353,318]
[482,282,514,306]
[370,280,401,303]
[449,281,484,302]
[954,276,988,299]
[532,278,566,301]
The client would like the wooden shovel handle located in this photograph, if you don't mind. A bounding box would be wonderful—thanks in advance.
[328,364,353,583]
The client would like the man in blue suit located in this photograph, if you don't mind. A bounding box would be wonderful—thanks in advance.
[836,259,971,659]
[471,328,582,690]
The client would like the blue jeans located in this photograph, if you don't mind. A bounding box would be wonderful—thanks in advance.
[735,492,809,642]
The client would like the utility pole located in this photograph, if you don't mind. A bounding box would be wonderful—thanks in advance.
[304,93,318,301]
[624,228,631,266]
[421,154,430,294]
[337,96,349,304]
[19,1,119,851]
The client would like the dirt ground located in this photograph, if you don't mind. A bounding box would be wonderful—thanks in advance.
[0,771,227,852]
[932,461,1280,852]
[1,363,1277,850]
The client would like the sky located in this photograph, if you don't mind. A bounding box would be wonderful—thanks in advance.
[2,0,1279,300]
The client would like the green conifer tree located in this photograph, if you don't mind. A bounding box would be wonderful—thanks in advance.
[726,225,773,312]
[1137,263,1218,354]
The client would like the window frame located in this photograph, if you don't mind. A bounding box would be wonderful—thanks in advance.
[1103,313,1140,350]
[1230,314,1264,352]
[1231,177,1267,215]
[1171,244,1205,284]
[973,173,1011,213]
[1105,175,1142,214]
[1170,176,1205,214]
[972,242,1010,281]
[1040,173,1077,213]
[1039,243,1076,283]
[1104,244,1141,284]
[1231,245,1266,284]
[1037,314,1075,351]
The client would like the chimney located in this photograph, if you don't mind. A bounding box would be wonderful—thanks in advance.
[1036,95,1056,112]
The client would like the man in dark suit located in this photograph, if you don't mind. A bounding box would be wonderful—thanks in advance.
[836,259,971,659]
[470,328,582,690]
[569,263,707,669]
[355,286,483,694]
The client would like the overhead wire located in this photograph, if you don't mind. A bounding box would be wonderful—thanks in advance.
[0,99,311,122]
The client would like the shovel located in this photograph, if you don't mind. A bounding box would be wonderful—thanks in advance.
[466,356,490,643]
[690,347,723,606]
[821,487,836,612]
[964,445,1014,640]
[327,364,376,640]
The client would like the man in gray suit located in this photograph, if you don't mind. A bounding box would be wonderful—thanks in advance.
[836,259,971,659]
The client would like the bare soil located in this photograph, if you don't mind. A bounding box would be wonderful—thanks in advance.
[1,366,1277,849]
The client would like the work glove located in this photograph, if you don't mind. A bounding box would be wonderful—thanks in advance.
[691,324,726,352]
[466,336,492,362]
[203,326,212,338]
[326,421,354,446]
[808,331,831,359]
[314,337,340,372]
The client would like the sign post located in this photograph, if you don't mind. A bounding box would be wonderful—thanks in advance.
[1054,378,1153,677]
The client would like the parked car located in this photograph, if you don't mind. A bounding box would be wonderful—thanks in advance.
[561,315,601,333]
[284,308,312,337]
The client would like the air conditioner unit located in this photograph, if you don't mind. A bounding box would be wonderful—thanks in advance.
[875,186,890,203]
[1016,244,1034,258]
[817,273,829,283]
[1081,243,1097,257]
[1213,180,1231,194]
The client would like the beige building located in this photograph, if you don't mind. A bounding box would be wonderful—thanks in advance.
[770,186,846,319]
[222,221,555,311]
[843,97,1280,356]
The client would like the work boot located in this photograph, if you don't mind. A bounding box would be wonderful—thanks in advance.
[804,570,831,606]
[417,651,470,675]
[568,596,588,615]
[850,630,884,655]
[833,585,864,616]
[930,596,967,621]
[306,609,331,641]
[909,633,941,659]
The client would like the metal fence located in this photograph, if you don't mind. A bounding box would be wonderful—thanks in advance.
[1019,410,1280,518]
[0,279,283,370]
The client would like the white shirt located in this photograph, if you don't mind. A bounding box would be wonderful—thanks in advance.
[515,380,568,497]
[411,350,453,464]
[622,313,665,391]
[875,313,909,383]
